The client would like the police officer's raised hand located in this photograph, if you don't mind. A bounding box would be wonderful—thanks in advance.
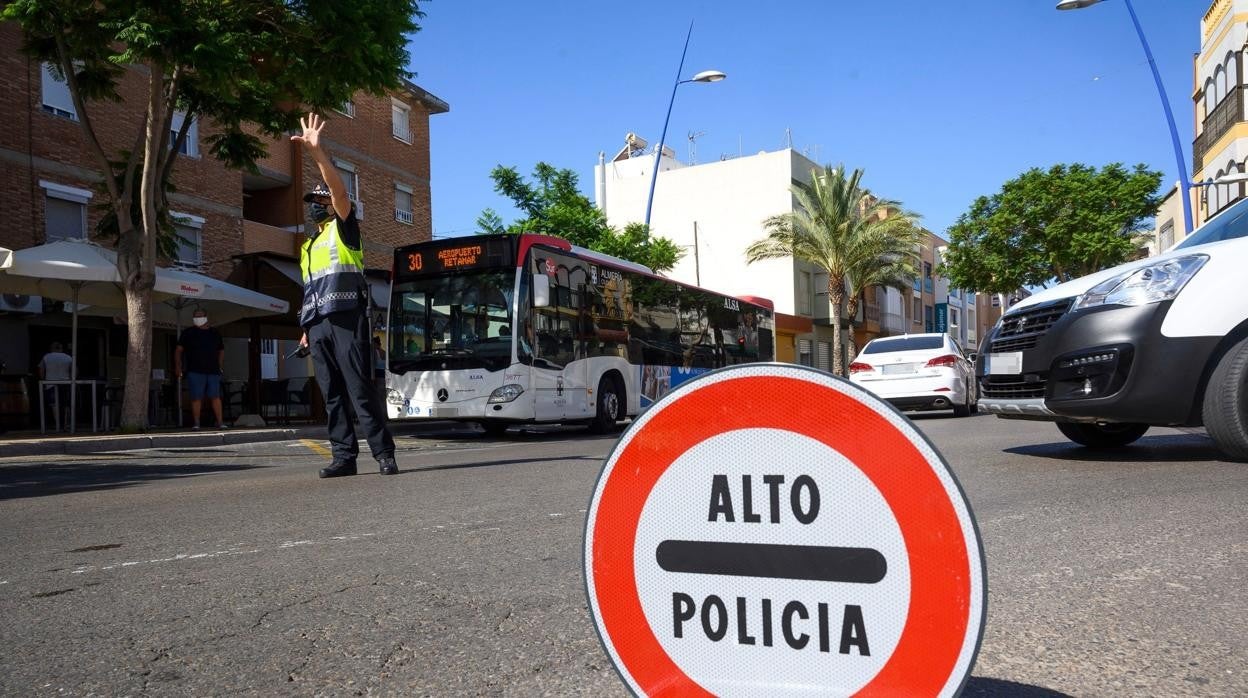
[291,113,325,152]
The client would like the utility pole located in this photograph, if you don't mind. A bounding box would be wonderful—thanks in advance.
[693,221,701,286]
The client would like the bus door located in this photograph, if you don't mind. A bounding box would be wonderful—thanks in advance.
[526,312,566,419]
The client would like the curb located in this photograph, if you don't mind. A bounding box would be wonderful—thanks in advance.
[0,421,469,459]
[1,426,324,458]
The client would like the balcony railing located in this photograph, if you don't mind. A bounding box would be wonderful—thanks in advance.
[1194,85,1244,172]
[881,311,907,335]
[395,209,413,224]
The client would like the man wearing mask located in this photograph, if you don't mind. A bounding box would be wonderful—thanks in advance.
[175,309,227,430]
[292,113,398,478]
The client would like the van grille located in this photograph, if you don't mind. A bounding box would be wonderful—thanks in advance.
[990,299,1073,353]
[981,375,1046,400]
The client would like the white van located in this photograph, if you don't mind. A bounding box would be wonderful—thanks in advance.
[975,197,1248,460]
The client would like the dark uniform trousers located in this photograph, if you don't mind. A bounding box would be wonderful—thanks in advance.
[307,309,395,463]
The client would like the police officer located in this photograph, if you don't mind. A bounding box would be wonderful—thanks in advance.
[292,113,398,478]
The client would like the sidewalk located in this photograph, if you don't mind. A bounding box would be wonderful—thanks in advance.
[0,420,469,459]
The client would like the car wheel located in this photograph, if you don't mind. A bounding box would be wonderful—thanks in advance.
[951,379,973,417]
[1202,335,1248,462]
[589,375,623,434]
[1056,421,1149,449]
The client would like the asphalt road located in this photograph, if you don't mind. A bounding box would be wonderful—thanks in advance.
[0,414,1244,696]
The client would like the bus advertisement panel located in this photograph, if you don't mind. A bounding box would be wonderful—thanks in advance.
[384,234,774,434]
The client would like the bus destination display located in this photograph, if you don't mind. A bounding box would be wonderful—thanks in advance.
[396,237,514,277]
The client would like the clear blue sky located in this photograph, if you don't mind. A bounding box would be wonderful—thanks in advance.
[406,0,1210,241]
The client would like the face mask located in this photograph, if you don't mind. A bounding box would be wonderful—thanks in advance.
[193,317,208,327]
[308,202,331,224]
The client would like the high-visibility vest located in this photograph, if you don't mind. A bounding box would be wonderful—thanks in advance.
[299,216,366,326]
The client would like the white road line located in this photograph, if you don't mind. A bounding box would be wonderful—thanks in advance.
[52,511,583,579]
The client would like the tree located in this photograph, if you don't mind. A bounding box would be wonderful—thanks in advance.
[746,165,920,376]
[4,0,422,430]
[478,163,684,272]
[941,163,1163,295]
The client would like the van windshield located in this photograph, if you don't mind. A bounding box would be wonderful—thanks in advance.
[1175,199,1248,249]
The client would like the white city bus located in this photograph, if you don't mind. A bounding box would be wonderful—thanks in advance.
[384,234,775,434]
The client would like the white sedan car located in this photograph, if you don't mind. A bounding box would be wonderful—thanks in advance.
[849,333,978,416]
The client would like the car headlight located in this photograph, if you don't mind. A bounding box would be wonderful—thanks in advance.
[487,384,525,404]
[1073,255,1208,311]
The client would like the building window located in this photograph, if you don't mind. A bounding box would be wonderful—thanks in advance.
[797,271,811,315]
[949,307,959,329]
[335,100,355,118]
[923,261,933,293]
[798,339,813,367]
[40,62,77,120]
[394,183,413,224]
[924,305,934,333]
[333,159,363,219]
[816,341,830,372]
[391,98,411,143]
[170,212,205,268]
[40,180,91,242]
[1158,220,1174,251]
[169,111,199,157]
[913,297,922,324]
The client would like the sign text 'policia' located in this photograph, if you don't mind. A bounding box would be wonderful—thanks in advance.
[655,473,882,657]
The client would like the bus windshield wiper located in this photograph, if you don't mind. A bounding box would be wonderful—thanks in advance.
[427,347,475,357]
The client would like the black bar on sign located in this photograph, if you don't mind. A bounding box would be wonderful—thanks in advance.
[655,540,886,584]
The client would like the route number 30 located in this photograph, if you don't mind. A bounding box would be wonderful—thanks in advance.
[407,253,423,271]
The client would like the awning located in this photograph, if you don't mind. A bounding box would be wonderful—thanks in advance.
[259,257,388,310]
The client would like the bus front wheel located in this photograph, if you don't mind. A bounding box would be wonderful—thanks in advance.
[589,376,624,434]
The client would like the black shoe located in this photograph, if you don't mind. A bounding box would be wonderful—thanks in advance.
[378,456,399,475]
[318,460,357,478]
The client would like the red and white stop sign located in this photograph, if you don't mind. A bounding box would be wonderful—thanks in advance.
[584,364,986,696]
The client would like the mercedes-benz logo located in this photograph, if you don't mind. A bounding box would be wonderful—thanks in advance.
[437,388,449,402]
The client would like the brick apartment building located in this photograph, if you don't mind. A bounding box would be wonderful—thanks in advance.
[0,22,447,427]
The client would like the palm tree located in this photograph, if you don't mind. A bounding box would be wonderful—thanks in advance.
[746,165,920,376]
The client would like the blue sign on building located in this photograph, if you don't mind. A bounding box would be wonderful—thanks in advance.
[935,303,948,333]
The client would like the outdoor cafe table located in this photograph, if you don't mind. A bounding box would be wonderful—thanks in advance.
[39,379,104,434]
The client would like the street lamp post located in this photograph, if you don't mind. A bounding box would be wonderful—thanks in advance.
[1058,0,1194,235]
[642,21,725,233]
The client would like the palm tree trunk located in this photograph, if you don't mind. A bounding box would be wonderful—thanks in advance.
[830,289,845,376]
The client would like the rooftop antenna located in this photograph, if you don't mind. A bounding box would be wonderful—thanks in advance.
[784,127,793,149]
[687,130,706,164]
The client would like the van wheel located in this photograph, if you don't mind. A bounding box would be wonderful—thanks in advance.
[1203,336,1248,462]
[1057,422,1149,449]
[589,376,623,434]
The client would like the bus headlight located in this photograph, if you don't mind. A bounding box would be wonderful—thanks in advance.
[487,384,524,403]
[386,388,405,406]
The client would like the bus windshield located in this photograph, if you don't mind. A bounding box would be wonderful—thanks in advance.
[389,269,516,372]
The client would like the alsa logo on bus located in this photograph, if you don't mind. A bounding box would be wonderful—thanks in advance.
[724,298,740,311]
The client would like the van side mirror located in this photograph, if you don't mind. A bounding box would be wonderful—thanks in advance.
[532,273,551,308]
[968,352,978,364]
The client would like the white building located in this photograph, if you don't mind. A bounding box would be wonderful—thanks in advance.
[595,142,842,367]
